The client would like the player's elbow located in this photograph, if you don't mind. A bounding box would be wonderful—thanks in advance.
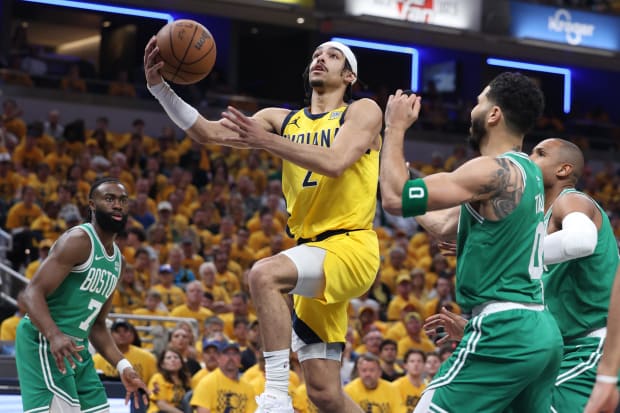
[381,196,402,216]
[563,234,596,258]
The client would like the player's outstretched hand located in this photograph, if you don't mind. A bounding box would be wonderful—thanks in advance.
[424,306,467,345]
[143,36,164,87]
[221,106,266,149]
[584,382,619,413]
[384,89,422,133]
[48,333,84,374]
[121,367,150,407]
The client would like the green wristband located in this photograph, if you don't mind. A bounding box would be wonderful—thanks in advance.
[402,178,428,217]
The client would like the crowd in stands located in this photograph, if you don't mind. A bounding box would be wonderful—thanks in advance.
[0,92,619,410]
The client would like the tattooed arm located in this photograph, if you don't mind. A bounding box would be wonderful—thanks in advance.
[419,155,524,220]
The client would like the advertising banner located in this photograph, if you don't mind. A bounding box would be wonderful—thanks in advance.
[345,0,482,31]
[510,1,620,51]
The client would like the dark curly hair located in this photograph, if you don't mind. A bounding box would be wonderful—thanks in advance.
[486,72,545,136]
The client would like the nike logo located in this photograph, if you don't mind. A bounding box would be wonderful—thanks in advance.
[95,255,105,260]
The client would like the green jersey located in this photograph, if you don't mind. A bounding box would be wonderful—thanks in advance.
[44,223,122,339]
[543,189,619,340]
[456,152,546,313]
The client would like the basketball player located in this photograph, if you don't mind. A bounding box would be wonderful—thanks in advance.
[144,38,382,413]
[15,178,148,412]
[530,138,619,412]
[585,265,620,413]
[380,72,563,412]
[421,139,620,412]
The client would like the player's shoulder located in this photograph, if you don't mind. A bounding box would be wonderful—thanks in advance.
[346,98,382,119]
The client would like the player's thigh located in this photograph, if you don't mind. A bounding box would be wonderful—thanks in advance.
[552,337,604,413]
[425,310,562,413]
[307,230,379,303]
[75,352,109,412]
[16,322,81,411]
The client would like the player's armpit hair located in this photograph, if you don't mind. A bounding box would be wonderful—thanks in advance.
[474,158,523,219]
[543,211,597,265]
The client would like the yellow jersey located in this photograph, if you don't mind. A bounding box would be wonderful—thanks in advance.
[281,106,379,240]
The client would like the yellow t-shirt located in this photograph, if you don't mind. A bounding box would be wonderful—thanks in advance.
[281,106,379,240]
[93,345,158,384]
[147,372,189,413]
[170,304,213,337]
[5,202,43,230]
[293,383,319,413]
[152,284,186,311]
[344,377,407,413]
[25,259,42,280]
[393,376,426,411]
[397,336,437,360]
[190,368,257,412]
[0,314,22,340]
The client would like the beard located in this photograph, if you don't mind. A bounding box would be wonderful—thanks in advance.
[468,115,487,152]
[309,78,325,88]
[95,209,127,234]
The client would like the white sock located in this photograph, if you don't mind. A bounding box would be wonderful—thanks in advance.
[264,349,290,397]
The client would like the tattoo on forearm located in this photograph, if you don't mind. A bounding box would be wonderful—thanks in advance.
[474,158,523,219]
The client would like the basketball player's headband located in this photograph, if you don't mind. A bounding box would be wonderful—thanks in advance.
[317,41,358,84]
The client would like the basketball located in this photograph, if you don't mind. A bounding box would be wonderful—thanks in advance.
[156,19,216,85]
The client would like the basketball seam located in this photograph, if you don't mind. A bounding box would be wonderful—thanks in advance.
[173,25,199,81]
[182,41,215,65]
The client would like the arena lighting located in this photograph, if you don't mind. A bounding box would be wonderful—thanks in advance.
[22,0,174,22]
[486,57,572,114]
[331,37,419,92]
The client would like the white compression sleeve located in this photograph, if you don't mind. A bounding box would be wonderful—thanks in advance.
[147,81,199,130]
[544,211,598,265]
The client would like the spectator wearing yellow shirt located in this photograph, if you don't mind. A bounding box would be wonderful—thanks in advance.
[230,227,256,270]
[147,348,192,413]
[5,185,42,231]
[213,248,241,295]
[44,138,73,177]
[24,239,53,279]
[381,246,412,293]
[198,262,230,310]
[60,63,87,93]
[386,273,425,321]
[66,163,91,208]
[133,290,169,351]
[93,320,157,384]
[190,339,221,388]
[355,330,384,357]
[423,276,461,320]
[12,123,45,172]
[219,292,257,339]
[27,163,58,203]
[0,290,26,341]
[247,208,283,252]
[211,215,237,247]
[30,201,66,241]
[2,99,26,139]
[111,264,145,313]
[180,237,204,276]
[344,353,407,413]
[152,264,186,311]
[254,232,286,261]
[190,341,257,412]
[397,313,436,360]
[237,150,267,195]
[171,281,213,337]
[393,349,427,411]
[0,152,23,202]
[120,119,157,154]
[107,70,137,98]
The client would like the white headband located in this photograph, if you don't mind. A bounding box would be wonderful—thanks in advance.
[318,41,358,84]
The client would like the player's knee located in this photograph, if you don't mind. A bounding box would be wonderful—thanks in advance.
[248,258,280,290]
[306,378,342,411]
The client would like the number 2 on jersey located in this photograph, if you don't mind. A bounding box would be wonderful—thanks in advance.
[302,170,317,187]
[78,298,103,331]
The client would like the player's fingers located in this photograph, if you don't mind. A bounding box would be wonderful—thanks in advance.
[226,106,249,124]
[54,353,67,373]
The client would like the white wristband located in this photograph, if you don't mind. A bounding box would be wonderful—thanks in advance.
[147,81,199,130]
[116,358,132,375]
[596,374,618,384]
